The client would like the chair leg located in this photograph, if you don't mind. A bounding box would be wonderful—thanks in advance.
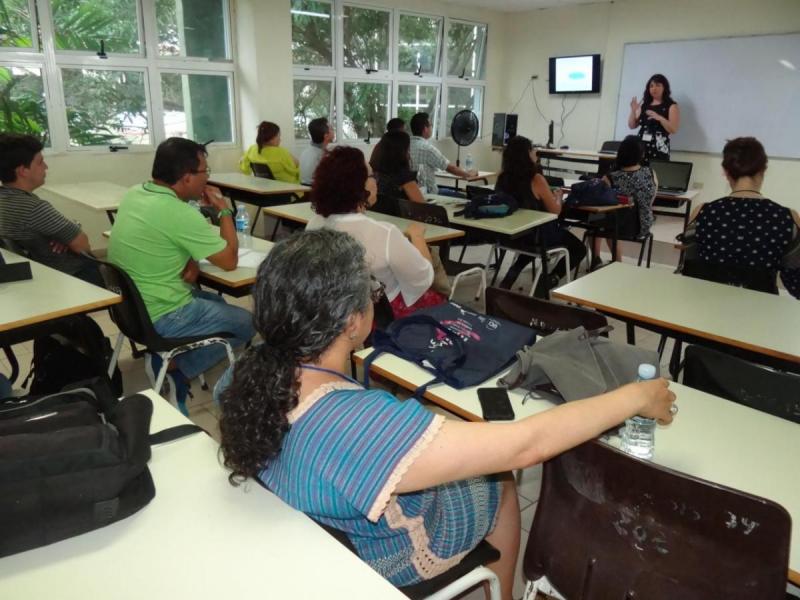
[656,334,668,358]
[424,566,502,600]
[270,218,281,241]
[198,373,208,391]
[637,238,646,266]
[646,234,654,268]
[250,207,260,236]
[475,269,487,301]
[449,273,463,300]
[626,322,636,345]
[108,332,125,379]
[458,244,467,263]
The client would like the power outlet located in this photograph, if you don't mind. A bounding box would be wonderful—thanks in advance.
[531,74,539,80]
[692,181,704,190]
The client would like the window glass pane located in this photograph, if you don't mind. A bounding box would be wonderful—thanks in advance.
[293,79,332,139]
[291,0,332,67]
[446,86,482,130]
[156,0,229,60]
[342,6,389,71]
[447,21,487,80]
[398,14,441,75]
[0,66,49,144]
[343,81,388,140]
[397,84,438,128]
[62,68,148,146]
[161,73,232,142]
[0,0,33,48]
[51,0,140,54]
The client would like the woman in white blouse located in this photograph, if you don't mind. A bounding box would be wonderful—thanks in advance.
[306,146,446,318]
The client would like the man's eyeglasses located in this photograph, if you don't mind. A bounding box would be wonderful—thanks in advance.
[191,167,211,175]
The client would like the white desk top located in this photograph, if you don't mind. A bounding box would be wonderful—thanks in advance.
[0,249,120,333]
[552,262,800,363]
[427,194,557,237]
[0,390,405,599]
[435,170,497,182]
[38,181,129,212]
[353,349,800,580]
[263,202,465,244]
[209,172,310,196]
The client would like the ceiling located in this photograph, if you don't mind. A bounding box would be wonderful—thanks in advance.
[442,0,611,12]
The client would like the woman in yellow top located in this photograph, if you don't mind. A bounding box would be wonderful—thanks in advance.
[239,121,300,183]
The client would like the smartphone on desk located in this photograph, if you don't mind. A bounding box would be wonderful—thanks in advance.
[478,387,515,421]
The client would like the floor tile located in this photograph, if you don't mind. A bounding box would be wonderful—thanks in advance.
[516,464,543,504]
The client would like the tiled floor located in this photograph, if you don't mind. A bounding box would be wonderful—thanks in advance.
[0,236,698,600]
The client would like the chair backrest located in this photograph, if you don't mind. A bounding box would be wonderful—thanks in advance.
[485,287,608,336]
[682,345,800,424]
[250,162,275,179]
[466,184,491,199]
[397,199,449,228]
[524,440,791,600]
[0,236,30,256]
[681,258,778,295]
[599,140,622,153]
[371,193,401,217]
[92,258,163,349]
[544,175,565,187]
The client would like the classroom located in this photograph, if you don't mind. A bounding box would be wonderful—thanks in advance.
[1,0,799,598]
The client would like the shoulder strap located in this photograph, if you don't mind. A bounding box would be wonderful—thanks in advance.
[149,424,203,445]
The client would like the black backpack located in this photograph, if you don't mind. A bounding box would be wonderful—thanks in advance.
[0,377,200,558]
[24,315,123,397]
[457,191,519,219]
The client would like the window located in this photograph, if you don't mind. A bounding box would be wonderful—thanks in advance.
[161,72,233,142]
[397,14,441,75]
[0,65,49,143]
[51,0,141,54]
[446,20,487,80]
[0,0,35,48]
[291,3,486,142]
[342,5,390,71]
[291,0,333,67]
[0,0,237,151]
[343,81,388,140]
[293,78,333,139]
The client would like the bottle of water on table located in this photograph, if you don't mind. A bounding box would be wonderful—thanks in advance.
[465,153,474,172]
[235,205,250,247]
[620,363,657,460]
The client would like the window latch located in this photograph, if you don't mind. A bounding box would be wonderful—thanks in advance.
[97,39,108,59]
[365,68,378,74]
[109,145,129,153]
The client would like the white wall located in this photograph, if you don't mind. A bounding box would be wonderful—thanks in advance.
[502,0,800,210]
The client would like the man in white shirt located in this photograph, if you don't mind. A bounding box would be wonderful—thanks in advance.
[299,117,333,185]
[409,112,477,194]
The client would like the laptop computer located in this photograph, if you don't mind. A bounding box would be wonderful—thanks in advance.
[650,160,693,196]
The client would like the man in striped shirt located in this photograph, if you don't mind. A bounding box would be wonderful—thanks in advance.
[409,112,477,195]
[0,134,102,287]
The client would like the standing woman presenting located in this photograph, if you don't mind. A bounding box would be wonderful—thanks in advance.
[628,74,680,162]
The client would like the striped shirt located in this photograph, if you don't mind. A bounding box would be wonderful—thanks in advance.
[0,185,85,275]
[409,136,449,194]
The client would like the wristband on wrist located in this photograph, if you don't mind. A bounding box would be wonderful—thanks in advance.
[218,208,233,218]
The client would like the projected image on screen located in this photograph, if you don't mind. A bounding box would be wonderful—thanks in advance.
[554,56,594,92]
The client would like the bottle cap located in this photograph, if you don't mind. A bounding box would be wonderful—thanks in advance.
[638,363,657,380]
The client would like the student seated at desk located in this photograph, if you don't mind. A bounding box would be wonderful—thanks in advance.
[299,117,333,186]
[495,136,586,291]
[409,112,476,195]
[239,121,300,183]
[592,135,658,267]
[372,130,426,210]
[306,146,445,318]
[0,134,103,287]
[688,137,800,298]
[109,138,255,406]
[217,229,677,600]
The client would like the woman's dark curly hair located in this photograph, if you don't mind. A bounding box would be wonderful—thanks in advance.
[496,135,542,209]
[310,146,369,217]
[642,73,673,107]
[218,229,371,485]
[722,137,768,180]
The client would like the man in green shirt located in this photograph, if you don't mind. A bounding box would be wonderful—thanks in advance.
[109,138,254,409]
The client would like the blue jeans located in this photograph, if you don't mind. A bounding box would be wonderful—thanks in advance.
[153,290,254,379]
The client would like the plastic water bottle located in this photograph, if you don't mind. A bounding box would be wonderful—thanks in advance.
[620,363,658,460]
[465,153,474,172]
[235,205,250,246]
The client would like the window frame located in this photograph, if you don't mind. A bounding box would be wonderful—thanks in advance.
[395,10,443,78]
[0,0,40,52]
[292,75,336,140]
[0,0,238,155]
[291,0,335,70]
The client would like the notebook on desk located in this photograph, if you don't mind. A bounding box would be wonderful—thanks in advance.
[650,160,693,196]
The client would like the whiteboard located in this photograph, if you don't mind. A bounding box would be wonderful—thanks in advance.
[613,33,800,159]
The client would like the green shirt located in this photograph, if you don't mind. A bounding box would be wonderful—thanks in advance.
[239,144,300,183]
[108,183,227,322]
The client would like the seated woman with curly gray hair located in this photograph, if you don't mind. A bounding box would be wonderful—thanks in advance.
[218,229,676,599]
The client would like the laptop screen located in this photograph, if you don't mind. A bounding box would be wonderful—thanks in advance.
[650,160,693,193]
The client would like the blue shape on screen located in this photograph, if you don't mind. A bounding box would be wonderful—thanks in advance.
[568,72,586,80]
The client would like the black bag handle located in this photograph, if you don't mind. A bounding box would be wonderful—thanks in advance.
[149,424,204,445]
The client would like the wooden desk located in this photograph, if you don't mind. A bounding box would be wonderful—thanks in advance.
[38,181,129,224]
[352,350,800,584]
[0,249,120,334]
[102,229,271,297]
[0,389,405,599]
[262,203,465,244]
[551,262,800,367]
[208,173,310,236]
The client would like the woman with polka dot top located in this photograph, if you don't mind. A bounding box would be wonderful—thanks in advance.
[688,137,800,298]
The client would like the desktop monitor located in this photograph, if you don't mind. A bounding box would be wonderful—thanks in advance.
[548,54,601,94]
[650,160,693,194]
